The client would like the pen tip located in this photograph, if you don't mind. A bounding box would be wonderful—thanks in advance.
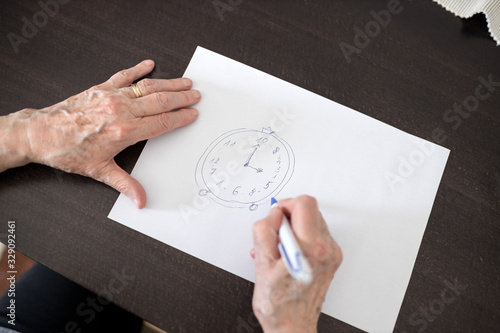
[271,197,277,206]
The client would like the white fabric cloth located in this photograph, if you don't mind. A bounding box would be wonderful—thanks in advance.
[434,0,500,45]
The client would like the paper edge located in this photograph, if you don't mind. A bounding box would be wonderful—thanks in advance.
[190,47,452,155]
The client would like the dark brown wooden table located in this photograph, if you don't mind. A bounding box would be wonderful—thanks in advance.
[1,0,499,332]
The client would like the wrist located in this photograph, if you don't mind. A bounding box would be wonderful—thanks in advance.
[263,326,316,333]
[0,109,35,172]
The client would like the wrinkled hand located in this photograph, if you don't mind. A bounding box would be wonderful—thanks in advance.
[12,60,200,208]
[251,196,342,333]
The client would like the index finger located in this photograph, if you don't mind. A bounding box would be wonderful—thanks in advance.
[100,60,156,90]
[278,195,326,244]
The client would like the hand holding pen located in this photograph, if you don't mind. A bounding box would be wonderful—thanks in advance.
[251,196,343,333]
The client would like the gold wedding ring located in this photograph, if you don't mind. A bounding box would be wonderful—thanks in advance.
[131,83,142,98]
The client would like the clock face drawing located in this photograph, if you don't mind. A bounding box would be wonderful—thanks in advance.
[195,127,295,211]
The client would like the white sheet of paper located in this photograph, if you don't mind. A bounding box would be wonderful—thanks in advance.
[108,46,449,333]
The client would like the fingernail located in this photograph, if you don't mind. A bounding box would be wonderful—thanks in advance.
[192,108,199,117]
[144,60,154,66]
[183,78,192,87]
[192,90,201,99]
[132,197,140,208]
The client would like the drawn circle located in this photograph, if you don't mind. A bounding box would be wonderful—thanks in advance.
[195,128,295,210]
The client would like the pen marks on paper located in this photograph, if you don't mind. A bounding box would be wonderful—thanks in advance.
[195,127,295,211]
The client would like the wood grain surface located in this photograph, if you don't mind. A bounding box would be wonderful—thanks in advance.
[0,0,499,332]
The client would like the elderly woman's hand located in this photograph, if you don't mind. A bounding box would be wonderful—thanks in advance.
[251,196,342,333]
[0,60,200,208]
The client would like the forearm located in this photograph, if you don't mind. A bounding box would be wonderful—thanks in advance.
[0,109,33,172]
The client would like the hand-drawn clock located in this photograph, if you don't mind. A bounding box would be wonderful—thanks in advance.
[195,127,295,211]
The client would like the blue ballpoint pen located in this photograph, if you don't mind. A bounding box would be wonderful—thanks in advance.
[271,197,313,284]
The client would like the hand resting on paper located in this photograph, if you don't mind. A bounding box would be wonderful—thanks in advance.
[251,195,342,333]
[0,62,340,332]
[0,60,200,208]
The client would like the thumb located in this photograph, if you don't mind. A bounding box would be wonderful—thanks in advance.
[252,206,283,265]
[95,160,146,209]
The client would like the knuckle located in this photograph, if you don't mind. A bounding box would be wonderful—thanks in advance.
[88,84,101,92]
[312,235,342,268]
[117,69,130,79]
[312,239,330,263]
[309,247,341,278]
[107,69,132,85]
[155,92,172,108]
[298,195,318,208]
[324,241,342,272]
[333,245,343,268]
[83,88,100,101]
[109,123,130,141]
[326,246,343,276]
[157,113,173,131]
[181,90,193,102]
[140,78,157,94]
[100,95,123,114]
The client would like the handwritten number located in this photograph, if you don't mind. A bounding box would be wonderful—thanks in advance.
[232,186,241,195]
[223,140,237,147]
[263,181,274,189]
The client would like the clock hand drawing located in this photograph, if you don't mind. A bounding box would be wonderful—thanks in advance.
[243,145,263,173]
[195,127,295,211]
